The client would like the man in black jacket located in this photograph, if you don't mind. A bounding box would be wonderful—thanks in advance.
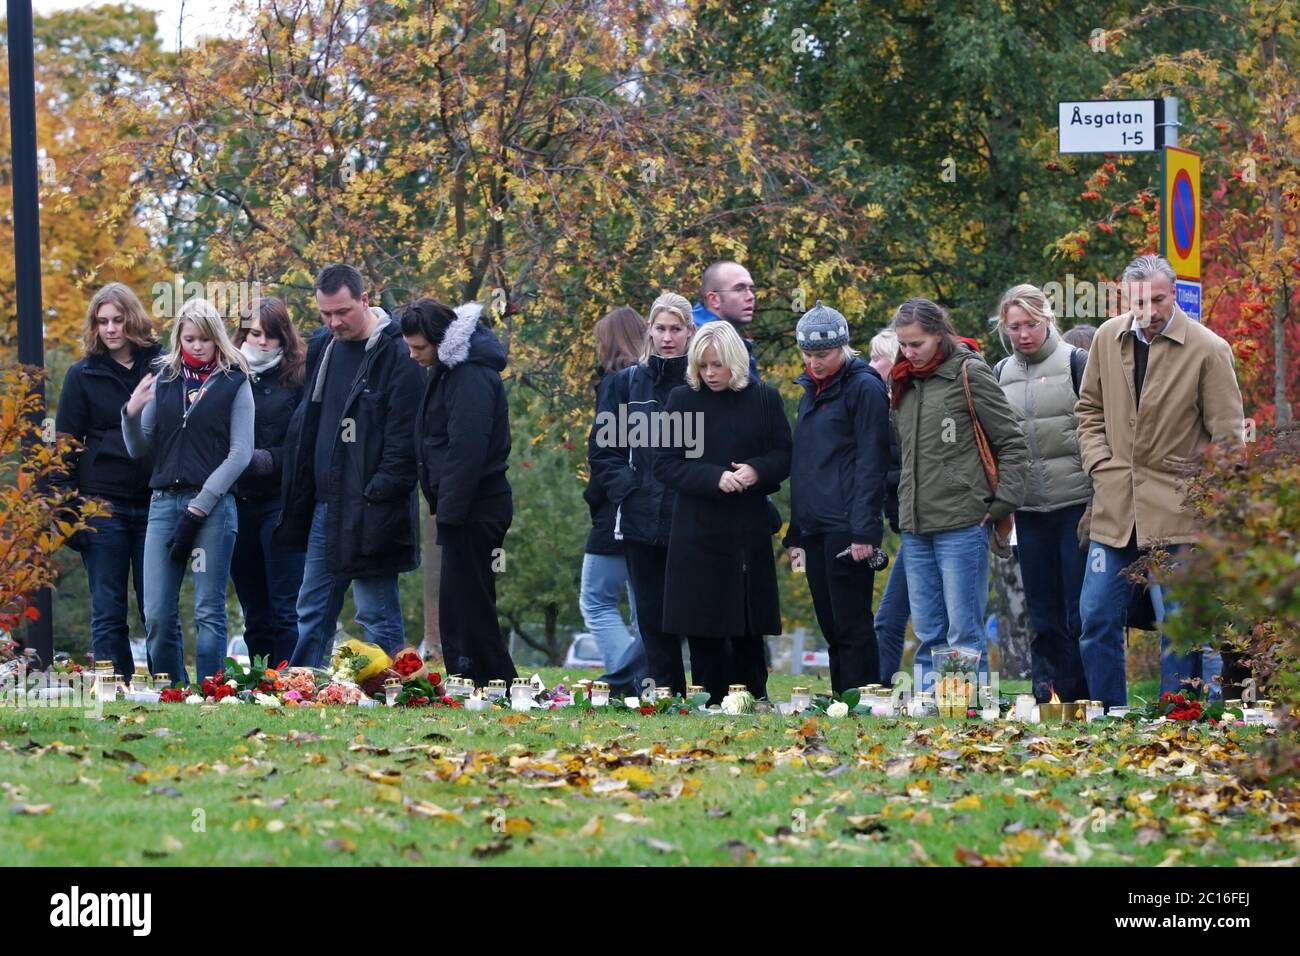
[275,265,425,668]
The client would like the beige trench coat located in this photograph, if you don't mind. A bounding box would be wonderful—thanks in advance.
[1075,306,1245,548]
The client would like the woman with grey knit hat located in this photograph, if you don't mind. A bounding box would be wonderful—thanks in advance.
[783,302,892,694]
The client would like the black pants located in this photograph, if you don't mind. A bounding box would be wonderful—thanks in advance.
[803,532,879,694]
[438,494,517,687]
[232,496,306,667]
[687,633,767,705]
[624,540,685,697]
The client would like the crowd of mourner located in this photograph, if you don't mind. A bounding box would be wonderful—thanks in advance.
[53,254,1244,709]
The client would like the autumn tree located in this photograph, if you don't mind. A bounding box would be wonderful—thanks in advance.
[1046,1,1297,426]
[0,367,107,640]
[0,5,167,355]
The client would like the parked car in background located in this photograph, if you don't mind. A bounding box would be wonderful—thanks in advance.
[562,632,605,670]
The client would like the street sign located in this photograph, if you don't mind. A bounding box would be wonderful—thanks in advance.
[1161,146,1201,281]
[1059,99,1157,153]
[1176,279,1202,323]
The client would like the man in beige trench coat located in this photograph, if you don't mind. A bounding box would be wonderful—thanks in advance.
[1075,255,1245,709]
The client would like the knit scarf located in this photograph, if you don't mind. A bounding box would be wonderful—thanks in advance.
[806,362,843,397]
[180,348,219,409]
[240,340,284,376]
[889,336,982,409]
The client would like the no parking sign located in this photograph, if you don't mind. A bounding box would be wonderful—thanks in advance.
[1161,146,1201,320]
[1162,147,1200,279]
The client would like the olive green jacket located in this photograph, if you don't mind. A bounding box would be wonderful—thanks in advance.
[895,345,1029,534]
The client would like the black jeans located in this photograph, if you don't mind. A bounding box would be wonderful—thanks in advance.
[438,493,517,687]
[624,540,685,697]
[232,496,307,667]
[802,531,879,694]
[80,497,165,678]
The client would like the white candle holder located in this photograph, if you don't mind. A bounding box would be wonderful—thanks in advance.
[1014,694,1036,721]
[383,678,401,707]
[510,678,534,709]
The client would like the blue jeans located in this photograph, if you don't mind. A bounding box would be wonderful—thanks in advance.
[143,491,238,686]
[81,497,175,679]
[902,524,989,693]
[1150,578,1222,699]
[231,497,306,667]
[1079,540,1219,708]
[874,541,909,685]
[1016,504,1089,702]
[290,502,405,668]
[579,552,639,674]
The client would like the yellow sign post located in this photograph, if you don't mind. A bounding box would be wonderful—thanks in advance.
[1161,146,1202,320]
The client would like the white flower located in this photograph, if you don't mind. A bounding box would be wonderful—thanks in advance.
[219,695,242,705]
[225,679,239,689]
[254,693,281,708]
[623,697,641,709]
[826,701,849,718]
[721,691,754,716]
[185,694,204,705]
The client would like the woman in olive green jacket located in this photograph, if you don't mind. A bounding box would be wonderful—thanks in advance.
[890,298,1028,694]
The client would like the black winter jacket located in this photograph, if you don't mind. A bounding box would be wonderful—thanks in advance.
[583,372,624,555]
[415,304,512,527]
[658,381,793,638]
[587,354,688,548]
[273,315,424,578]
[55,344,164,502]
[233,362,303,500]
[785,358,891,547]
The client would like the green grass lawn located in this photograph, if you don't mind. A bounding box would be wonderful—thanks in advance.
[1,668,1292,867]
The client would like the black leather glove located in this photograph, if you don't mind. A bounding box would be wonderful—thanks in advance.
[167,509,206,563]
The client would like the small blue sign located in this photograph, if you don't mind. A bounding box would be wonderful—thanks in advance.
[1176,280,1201,323]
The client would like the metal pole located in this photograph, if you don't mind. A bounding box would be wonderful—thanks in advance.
[7,0,54,668]
[1160,95,1180,148]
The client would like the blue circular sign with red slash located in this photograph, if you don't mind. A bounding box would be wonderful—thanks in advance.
[1171,168,1195,258]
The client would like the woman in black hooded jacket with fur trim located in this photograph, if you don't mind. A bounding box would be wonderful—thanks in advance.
[401,299,517,686]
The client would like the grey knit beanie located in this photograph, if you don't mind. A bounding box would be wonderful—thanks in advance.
[796,301,849,350]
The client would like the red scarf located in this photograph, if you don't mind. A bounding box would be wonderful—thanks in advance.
[890,336,982,409]
[805,363,843,397]
[180,349,218,409]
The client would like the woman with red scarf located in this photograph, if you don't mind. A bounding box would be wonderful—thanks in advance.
[122,298,252,686]
[890,298,1028,697]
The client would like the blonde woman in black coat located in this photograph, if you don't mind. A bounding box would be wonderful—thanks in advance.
[657,321,792,704]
